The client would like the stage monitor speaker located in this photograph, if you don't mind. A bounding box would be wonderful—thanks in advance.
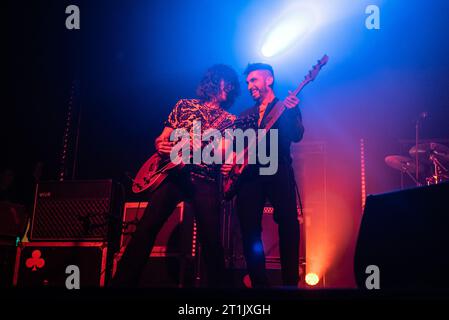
[354,182,449,290]
[30,180,118,241]
[13,242,107,287]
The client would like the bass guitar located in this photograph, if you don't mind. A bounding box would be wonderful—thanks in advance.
[223,54,329,200]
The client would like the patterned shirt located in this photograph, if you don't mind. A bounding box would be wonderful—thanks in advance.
[165,99,236,181]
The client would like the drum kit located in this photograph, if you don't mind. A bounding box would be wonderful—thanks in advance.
[385,142,449,186]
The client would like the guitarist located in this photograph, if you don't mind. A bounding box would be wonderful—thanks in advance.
[222,63,304,287]
[112,64,239,287]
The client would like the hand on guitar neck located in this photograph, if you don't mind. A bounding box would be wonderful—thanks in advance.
[221,94,298,177]
[284,91,300,110]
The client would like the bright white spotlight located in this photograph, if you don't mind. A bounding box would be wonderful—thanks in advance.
[305,273,320,286]
[261,8,316,58]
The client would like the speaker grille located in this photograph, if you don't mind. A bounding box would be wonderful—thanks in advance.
[31,181,113,241]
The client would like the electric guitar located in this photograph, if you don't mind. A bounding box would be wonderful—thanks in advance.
[132,114,256,194]
[223,54,329,200]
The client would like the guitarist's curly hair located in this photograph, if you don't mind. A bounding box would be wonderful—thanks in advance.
[196,64,240,110]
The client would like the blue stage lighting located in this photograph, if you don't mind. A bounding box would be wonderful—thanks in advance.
[252,242,264,254]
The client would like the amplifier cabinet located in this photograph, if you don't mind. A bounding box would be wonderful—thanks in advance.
[120,202,193,257]
[112,202,195,287]
[13,241,107,288]
[30,180,117,241]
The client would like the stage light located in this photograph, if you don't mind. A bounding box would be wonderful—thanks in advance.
[243,274,252,288]
[305,272,320,286]
[252,241,264,254]
[261,8,317,58]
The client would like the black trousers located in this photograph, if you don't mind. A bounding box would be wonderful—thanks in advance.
[111,170,226,287]
[236,164,300,287]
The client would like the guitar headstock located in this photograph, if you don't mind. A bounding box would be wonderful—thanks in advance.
[304,54,329,83]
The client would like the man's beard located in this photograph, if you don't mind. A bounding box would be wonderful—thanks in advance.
[251,87,265,102]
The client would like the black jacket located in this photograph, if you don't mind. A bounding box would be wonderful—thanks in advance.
[240,97,305,166]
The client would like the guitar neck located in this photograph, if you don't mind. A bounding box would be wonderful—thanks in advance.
[260,54,328,133]
[230,54,328,181]
[263,78,307,131]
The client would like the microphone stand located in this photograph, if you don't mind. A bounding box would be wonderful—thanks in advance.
[415,119,419,186]
[414,112,429,186]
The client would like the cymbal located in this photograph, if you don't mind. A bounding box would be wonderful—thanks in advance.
[409,142,449,163]
[385,155,419,174]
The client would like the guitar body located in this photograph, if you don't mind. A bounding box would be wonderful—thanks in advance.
[132,153,183,194]
[131,113,257,195]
